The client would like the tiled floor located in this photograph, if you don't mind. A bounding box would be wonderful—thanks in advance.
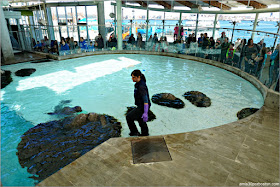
[38,105,279,186]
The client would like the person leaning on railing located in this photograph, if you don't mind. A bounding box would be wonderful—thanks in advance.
[220,37,230,63]
[255,46,267,79]
[236,39,247,70]
[268,44,280,88]
[244,39,259,74]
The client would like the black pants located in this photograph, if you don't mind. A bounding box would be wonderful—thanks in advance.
[126,106,149,135]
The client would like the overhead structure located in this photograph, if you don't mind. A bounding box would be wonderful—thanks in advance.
[202,1,231,10]
[237,1,268,9]
[154,1,172,9]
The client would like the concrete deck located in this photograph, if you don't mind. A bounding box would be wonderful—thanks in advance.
[37,52,279,186]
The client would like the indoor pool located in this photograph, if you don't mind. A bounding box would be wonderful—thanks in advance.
[1,54,264,186]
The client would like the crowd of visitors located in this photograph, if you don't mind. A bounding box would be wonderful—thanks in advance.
[31,30,278,89]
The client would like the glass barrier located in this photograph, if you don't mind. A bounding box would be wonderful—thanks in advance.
[14,24,280,92]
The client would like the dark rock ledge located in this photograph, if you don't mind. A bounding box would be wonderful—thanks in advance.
[183,91,211,107]
[237,108,259,120]
[16,113,121,182]
[152,93,185,109]
[15,68,36,77]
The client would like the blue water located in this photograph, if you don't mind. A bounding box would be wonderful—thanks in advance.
[1,54,264,186]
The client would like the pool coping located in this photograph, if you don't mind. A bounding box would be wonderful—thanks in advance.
[36,51,279,186]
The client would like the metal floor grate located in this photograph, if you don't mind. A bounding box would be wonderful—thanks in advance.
[131,137,172,164]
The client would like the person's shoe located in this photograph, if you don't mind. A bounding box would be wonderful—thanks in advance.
[139,133,149,136]
[129,132,140,136]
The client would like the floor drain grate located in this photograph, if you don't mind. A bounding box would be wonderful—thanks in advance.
[131,137,172,164]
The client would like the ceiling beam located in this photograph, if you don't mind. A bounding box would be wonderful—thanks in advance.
[134,1,147,7]
[202,1,231,10]
[237,1,268,9]
[154,1,171,9]
[175,0,195,8]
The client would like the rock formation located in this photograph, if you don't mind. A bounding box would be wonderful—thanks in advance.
[1,70,13,89]
[237,108,259,120]
[16,113,121,182]
[183,91,211,107]
[15,68,36,77]
[152,93,185,109]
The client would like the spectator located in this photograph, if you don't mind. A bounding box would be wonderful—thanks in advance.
[34,41,42,51]
[198,33,203,47]
[236,39,247,69]
[161,36,168,52]
[127,34,136,45]
[187,34,192,48]
[96,33,104,50]
[191,33,196,43]
[209,37,215,48]
[69,37,75,50]
[137,33,143,48]
[257,39,265,52]
[225,43,235,65]
[31,38,36,48]
[220,37,230,63]
[180,26,184,38]
[174,24,179,41]
[79,37,87,51]
[87,41,95,52]
[235,38,241,49]
[268,44,279,88]
[244,38,259,74]
[255,47,267,79]
[202,33,210,49]
[217,31,226,44]
[60,39,70,51]
[108,33,117,48]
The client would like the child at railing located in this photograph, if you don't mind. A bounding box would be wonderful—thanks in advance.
[225,43,235,65]
[248,53,258,75]
[87,41,95,52]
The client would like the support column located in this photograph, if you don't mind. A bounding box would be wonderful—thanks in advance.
[195,13,199,38]
[28,16,36,40]
[56,7,62,41]
[97,1,106,47]
[272,23,280,50]
[179,12,182,27]
[75,6,80,41]
[65,6,69,37]
[145,8,149,41]
[251,13,259,40]
[46,6,55,40]
[16,19,25,50]
[212,14,218,39]
[85,6,89,46]
[0,7,14,62]
[117,0,122,50]
[114,5,117,35]
[36,10,43,39]
[43,0,51,39]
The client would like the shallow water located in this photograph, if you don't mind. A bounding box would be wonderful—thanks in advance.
[1,54,264,186]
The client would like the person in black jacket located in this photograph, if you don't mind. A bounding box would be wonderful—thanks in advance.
[126,69,151,136]
[96,33,104,50]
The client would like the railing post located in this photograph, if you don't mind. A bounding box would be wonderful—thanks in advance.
[251,13,259,40]
[212,14,218,39]
[195,13,199,39]
[117,0,122,50]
